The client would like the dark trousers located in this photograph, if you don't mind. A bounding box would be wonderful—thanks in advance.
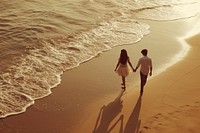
[140,72,148,93]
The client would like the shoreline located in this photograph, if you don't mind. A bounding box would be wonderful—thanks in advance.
[74,16,200,133]
[72,15,200,132]
[1,15,200,133]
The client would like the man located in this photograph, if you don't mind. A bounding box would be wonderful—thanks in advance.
[134,49,152,95]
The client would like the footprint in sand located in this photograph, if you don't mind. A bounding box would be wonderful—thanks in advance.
[194,101,200,107]
[153,113,162,119]
[140,101,200,133]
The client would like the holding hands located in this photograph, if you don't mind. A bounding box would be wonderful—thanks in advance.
[132,67,137,72]
[149,71,152,76]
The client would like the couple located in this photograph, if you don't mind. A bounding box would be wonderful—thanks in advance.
[114,49,152,95]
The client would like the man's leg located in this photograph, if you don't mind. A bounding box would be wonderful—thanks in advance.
[140,72,148,95]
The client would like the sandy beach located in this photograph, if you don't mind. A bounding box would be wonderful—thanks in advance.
[74,16,200,133]
[1,14,200,133]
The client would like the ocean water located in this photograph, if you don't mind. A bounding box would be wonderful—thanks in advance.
[0,0,199,118]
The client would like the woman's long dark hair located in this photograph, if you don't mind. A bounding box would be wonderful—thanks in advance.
[120,49,128,65]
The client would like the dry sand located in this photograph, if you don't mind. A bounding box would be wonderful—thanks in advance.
[1,15,200,133]
[73,16,200,133]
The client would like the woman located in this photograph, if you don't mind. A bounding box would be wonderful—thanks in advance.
[115,49,134,90]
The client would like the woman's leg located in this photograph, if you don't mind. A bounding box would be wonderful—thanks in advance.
[122,76,126,90]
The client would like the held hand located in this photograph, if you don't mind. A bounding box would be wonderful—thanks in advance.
[133,67,137,72]
[149,72,152,76]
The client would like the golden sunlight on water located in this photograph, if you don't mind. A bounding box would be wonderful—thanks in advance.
[187,16,200,37]
[0,0,200,120]
[181,13,200,38]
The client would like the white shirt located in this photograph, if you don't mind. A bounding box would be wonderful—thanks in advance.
[136,56,152,75]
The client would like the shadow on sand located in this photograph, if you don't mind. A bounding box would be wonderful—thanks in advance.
[92,90,124,133]
[93,91,142,133]
[124,95,142,133]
